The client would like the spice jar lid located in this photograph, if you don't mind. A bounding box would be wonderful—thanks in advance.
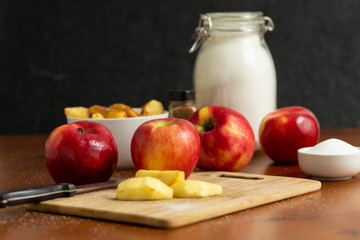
[168,90,195,101]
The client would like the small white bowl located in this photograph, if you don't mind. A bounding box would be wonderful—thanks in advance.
[67,108,169,169]
[298,147,360,181]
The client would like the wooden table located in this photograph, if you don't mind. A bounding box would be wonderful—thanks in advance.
[0,129,360,240]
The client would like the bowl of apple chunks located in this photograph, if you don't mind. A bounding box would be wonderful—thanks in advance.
[64,99,165,119]
[116,170,223,200]
[65,100,169,169]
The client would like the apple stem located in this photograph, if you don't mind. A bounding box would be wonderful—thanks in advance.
[77,127,84,134]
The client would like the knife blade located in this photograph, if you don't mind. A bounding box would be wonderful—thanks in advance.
[0,179,126,208]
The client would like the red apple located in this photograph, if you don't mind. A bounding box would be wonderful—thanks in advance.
[259,106,320,164]
[188,106,255,171]
[45,121,118,185]
[131,118,201,178]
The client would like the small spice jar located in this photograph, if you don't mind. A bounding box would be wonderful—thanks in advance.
[168,90,197,119]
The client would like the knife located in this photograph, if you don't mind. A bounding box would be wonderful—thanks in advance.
[0,179,126,208]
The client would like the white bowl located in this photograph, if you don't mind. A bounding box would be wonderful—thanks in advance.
[67,108,169,169]
[298,147,360,181]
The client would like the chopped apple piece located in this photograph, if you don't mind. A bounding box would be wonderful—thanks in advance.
[171,180,222,198]
[64,107,90,118]
[89,105,127,118]
[107,110,127,118]
[92,112,104,119]
[109,103,138,118]
[116,177,173,200]
[88,105,109,117]
[135,170,185,186]
[141,99,164,116]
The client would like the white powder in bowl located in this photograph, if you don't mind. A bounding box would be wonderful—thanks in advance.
[305,138,360,155]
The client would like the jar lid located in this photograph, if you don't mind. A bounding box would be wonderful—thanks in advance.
[208,12,264,25]
[205,12,273,31]
[189,12,274,53]
[168,90,195,101]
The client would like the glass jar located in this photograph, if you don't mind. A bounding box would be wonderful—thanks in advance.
[168,90,197,120]
[189,12,276,150]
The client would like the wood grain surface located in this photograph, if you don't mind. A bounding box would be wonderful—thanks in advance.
[26,171,321,228]
[2,129,360,240]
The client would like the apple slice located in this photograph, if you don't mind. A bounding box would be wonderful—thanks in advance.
[135,170,185,186]
[64,107,90,118]
[171,180,222,198]
[116,177,173,200]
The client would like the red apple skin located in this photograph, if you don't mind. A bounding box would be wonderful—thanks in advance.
[259,106,320,164]
[131,118,201,179]
[188,106,255,172]
[45,121,118,185]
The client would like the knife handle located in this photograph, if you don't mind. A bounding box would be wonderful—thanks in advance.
[0,183,76,208]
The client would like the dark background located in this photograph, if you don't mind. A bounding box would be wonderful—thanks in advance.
[1,0,360,134]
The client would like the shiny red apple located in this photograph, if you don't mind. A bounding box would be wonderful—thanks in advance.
[189,106,255,171]
[259,106,320,164]
[45,121,118,185]
[131,118,201,178]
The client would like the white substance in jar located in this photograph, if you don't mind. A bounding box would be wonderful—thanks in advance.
[305,138,360,155]
[192,12,276,150]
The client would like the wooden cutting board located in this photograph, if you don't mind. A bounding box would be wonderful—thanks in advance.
[26,171,321,228]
